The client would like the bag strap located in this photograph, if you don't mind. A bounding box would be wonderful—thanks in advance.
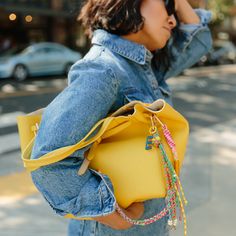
[22,101,146,172]
[22,100,166,171]
[22,116,114,171]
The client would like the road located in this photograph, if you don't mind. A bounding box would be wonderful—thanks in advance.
[0,65,236,236]
[0,76,68,236]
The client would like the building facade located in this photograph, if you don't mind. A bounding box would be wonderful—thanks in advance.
[0,0,89,54]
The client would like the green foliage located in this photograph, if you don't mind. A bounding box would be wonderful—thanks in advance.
[208,0,235,24]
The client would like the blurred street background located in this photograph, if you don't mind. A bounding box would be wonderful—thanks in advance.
[0,0,236,236]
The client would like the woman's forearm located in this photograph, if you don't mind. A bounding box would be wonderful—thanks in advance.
[175,0,201,24]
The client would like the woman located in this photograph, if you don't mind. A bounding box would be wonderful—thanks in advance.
[31,0,212,235]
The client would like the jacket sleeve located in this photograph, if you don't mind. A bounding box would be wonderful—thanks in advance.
[30,60,119,218]
[156,9,213,80]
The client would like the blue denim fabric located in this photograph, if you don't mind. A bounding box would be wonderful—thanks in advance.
[31,9,212,236]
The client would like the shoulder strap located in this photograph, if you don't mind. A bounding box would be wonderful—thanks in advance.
[22,100,155,172]
[22,117,114,171]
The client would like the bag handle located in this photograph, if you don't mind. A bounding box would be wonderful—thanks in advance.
[22,116,133,172]
[22,100,165,170]
[22,101,148,172]
[22,116,113,171]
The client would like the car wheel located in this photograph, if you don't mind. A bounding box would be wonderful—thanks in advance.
[13,64,28,81]
[64,63,73,76]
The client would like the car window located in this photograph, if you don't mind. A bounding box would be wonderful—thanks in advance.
[44,47,64,53]
[34,48,47,54]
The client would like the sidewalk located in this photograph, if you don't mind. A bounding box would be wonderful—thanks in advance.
[171,119,236,236]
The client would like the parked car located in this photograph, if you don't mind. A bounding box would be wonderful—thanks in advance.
[210,40,236,65]
[195,40,236,67]
[0,42,82,81]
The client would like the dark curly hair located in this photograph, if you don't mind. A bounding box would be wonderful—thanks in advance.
[78,0,144,38]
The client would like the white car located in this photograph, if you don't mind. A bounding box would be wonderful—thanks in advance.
[0,42,82,81]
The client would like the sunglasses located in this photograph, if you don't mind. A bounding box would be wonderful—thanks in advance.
[164,0,175,16]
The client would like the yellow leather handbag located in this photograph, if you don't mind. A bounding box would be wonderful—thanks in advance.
[17,99,189,234]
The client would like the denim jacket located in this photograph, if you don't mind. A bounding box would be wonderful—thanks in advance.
[31,9,212,236]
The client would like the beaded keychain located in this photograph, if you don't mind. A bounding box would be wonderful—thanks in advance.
[115,114,188,236]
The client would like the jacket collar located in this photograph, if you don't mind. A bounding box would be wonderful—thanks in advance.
[91,29,153,65]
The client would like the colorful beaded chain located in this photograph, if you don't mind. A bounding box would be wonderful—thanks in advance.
[115,115,188,236]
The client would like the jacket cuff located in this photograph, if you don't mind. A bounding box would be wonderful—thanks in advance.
[89,169,117,216]
[179,9,212,34]
[64,170,116,218]
[31,162,116,219]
